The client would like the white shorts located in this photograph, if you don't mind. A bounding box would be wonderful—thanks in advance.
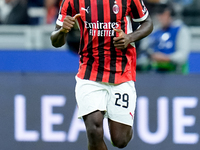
[75,76,137,127]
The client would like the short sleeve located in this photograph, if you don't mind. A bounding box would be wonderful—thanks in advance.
[129,0,149,22]
[56,0,76,26]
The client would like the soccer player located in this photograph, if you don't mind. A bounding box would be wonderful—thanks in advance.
[51,0,153,149]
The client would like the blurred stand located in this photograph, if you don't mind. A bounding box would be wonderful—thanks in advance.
[0,24,67,50]
[182,0,200,26]
[0,0,199,55]
[45,0,60,24]
[0,0,29,24]
[26,0,60,25]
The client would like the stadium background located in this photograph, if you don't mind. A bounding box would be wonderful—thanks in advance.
[0,0,200,149]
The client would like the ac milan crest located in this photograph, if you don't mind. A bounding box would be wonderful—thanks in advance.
[113,3,119,14]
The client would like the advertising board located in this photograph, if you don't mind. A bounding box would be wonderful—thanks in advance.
[0,73,199,150]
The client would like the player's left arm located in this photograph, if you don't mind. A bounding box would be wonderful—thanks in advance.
[113,15,153,49]
[128,15,153,43]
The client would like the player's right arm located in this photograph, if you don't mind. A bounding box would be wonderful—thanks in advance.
[50,0,81,48]
[50,15,77,48]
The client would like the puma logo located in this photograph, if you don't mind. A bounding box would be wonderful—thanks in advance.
[81,6,90,14]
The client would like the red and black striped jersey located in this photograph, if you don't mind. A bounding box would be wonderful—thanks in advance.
[56,0,149,84]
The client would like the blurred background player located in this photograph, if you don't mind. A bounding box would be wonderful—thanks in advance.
[138,2,191,74]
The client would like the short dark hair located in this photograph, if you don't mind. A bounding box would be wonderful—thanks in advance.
[155,3,175,16]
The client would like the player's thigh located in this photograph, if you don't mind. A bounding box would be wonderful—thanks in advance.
[75,76,108,118]
[83,110,105,129]
[108,118,132,138]
[107,81,137,127]
[83,110,105,141]
[108,119,132,147]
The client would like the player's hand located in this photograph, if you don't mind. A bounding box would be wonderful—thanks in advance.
[60,14,81,33]
[151,52,170,62]
[113,28,130,49]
